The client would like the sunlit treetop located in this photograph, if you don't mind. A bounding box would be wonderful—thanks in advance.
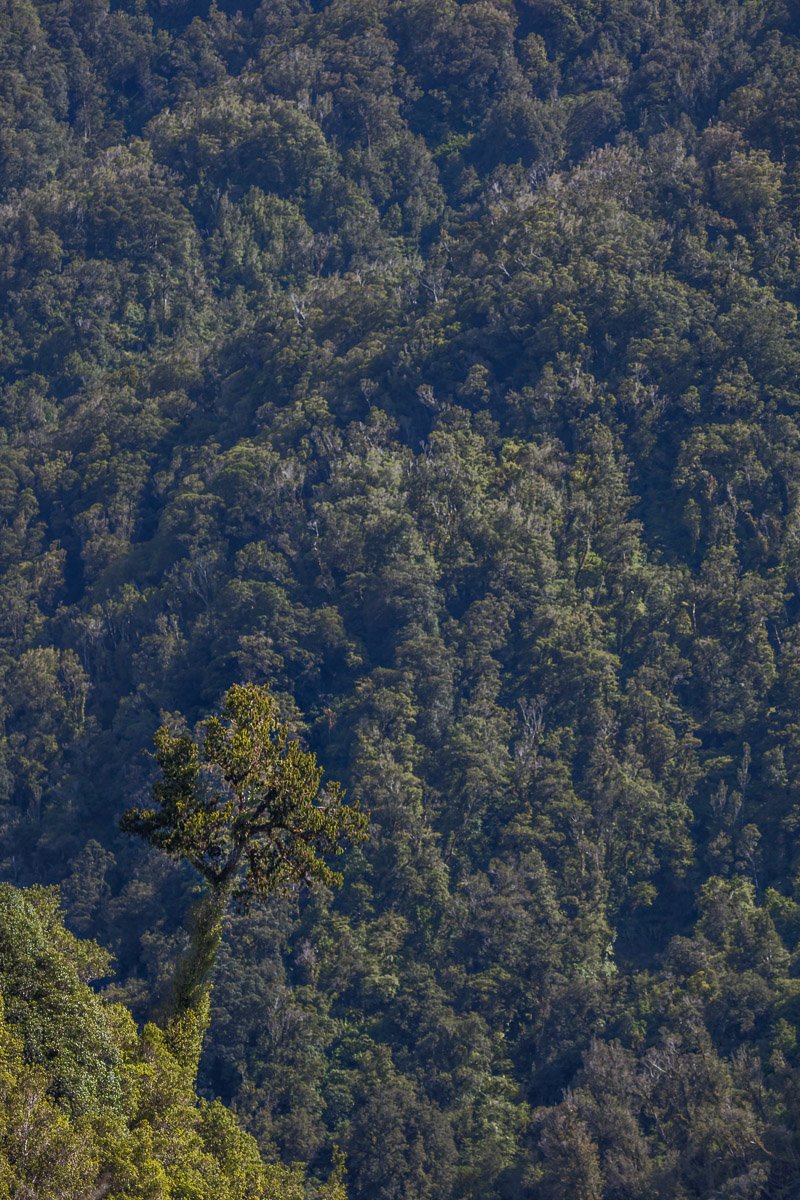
[122,683,367,907]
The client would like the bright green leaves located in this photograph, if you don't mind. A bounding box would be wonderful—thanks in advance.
[0,884,120,1118]
[0,884,344,1200]
[122,684,364,1070]
[123,683,367,905]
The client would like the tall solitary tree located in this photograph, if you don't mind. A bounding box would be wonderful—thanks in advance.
[122,683,367,1066]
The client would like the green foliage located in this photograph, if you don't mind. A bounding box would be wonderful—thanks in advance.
[122,683,366,1077]
[4,1,800,1197]
[123,684,367,902]
[0,884,334,1199]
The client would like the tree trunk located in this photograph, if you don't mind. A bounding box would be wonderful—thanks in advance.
[163,880,232,1075]
[169,881,231,1017]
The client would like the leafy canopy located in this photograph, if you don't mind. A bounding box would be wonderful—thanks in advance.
[122,683,367,905]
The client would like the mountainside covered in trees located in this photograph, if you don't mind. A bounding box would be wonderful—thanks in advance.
[5,0,800,1195]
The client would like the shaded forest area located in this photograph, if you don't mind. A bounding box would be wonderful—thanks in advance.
[4,0,800,1195]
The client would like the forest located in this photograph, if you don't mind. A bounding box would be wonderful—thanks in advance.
[3,0,800,1195]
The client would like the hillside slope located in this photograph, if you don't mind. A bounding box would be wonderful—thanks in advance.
[3,0,800,1196]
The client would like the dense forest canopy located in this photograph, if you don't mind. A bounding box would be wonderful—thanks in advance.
[4,0,800,1195]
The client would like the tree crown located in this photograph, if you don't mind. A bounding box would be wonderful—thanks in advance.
[122,683,367,906]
